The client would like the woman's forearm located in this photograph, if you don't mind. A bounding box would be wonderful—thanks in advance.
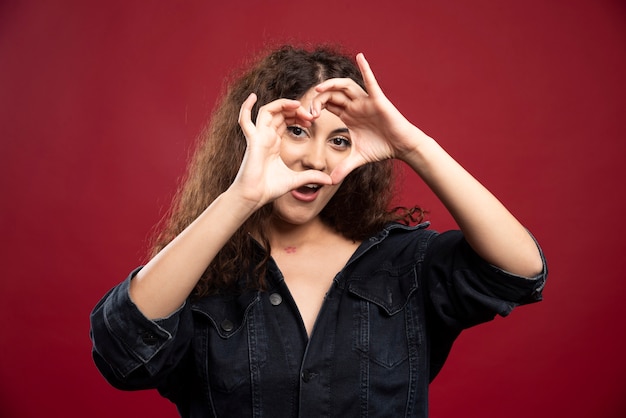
[129,190,258,319]
[400,127,544,277]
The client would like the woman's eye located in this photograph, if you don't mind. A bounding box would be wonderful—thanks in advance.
[331,137,351,149]
[287,126,306,137]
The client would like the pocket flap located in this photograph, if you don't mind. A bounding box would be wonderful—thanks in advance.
[347,265,418,316]
[191,290,260,338]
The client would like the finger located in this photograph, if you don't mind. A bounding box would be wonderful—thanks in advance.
[283,116,312,128]
[310,90,353,118]
[314,78,362,99]
[293,104,314,122]
[356,53,383,96]
[322,102,345,118]
[271,106,315,133]
[257,100,313,131]
[238,93,257,124]
[238,93,258,139]
[255,99,300,125]
[329,156,364,184]
[290,170,333,191]
[283,105,314,128]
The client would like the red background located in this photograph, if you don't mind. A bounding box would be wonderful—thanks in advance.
[1,1,625,417]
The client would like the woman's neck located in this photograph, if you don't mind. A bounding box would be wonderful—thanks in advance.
[268,216,339,250]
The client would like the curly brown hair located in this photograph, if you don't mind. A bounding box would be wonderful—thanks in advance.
[151,44,423,296]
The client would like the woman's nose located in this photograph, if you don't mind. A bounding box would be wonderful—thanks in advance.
[301,141,327,171]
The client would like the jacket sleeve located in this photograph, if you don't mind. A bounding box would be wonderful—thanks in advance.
[422,230,547,380]
[89,267,194,391]
[423,230,546,329]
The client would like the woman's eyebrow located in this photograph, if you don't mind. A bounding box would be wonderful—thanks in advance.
[330,128,350,135]
[310,124,350,136]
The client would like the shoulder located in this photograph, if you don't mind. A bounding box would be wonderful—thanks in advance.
[356,221,439,264]
[339,224,432,317]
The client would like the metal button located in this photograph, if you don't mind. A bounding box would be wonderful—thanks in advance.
[220,319,234,332]
[269,293,282,306]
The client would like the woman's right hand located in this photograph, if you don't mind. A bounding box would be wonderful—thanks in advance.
[233,93,333,209]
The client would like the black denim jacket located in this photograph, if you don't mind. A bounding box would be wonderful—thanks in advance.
[90,223,547,417]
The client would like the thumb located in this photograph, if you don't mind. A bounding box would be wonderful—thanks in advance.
[291,170,334,189]
[329,157,363,184]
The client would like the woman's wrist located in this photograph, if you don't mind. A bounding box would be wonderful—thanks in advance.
[393,124,436,165]
[221,185,267,216]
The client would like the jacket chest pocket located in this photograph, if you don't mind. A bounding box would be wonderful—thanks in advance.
[348,264,421,369]
[192,292,266,395]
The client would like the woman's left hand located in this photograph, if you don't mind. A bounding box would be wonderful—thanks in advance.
[316,55,544,279]
[311,53,427,183]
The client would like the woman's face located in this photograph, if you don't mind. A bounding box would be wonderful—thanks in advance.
[271,87,351,227]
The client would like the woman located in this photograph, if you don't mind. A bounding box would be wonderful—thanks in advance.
[90,45,547,417]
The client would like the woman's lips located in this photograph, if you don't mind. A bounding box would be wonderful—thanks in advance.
[291,184,322,202]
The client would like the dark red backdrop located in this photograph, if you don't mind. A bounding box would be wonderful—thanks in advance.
[1,1,625,417]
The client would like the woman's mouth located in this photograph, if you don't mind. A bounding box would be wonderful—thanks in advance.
[297,184,321,194]
[291,184,322,201]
